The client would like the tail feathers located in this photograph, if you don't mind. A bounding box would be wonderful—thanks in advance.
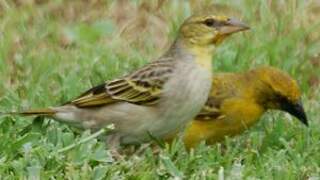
[1,108,56,116]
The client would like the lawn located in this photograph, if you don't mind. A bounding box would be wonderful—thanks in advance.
[0,0,320,179]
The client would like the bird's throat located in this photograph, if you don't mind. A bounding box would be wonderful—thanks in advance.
[190,46,214,71]
[169,39,213,71]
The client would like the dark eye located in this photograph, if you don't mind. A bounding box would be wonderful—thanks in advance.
[203,19,216,27]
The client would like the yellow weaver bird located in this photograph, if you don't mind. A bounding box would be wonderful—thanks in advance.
[2,14,249,150]
[183,66,308,148]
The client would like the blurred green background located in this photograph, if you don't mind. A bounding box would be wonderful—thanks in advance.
[0,0,319,179]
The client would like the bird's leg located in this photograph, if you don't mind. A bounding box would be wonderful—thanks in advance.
[106,134,123,160]
[134,143,151,155]
[133,143,163,156]
[151,143,162,155]
[121,145,136,156]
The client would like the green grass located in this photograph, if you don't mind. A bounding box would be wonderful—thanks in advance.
[0,0,320,179]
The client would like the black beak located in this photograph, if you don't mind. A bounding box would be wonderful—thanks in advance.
[281,100,308,126]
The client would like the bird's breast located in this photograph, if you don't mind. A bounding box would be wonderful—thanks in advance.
[155,60,212,136]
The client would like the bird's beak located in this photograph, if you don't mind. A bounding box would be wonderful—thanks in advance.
[280,99,308,126]
[219,18,250,35]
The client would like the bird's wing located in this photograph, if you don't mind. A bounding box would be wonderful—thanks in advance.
[69,59,174,108]
[195,96,224,120]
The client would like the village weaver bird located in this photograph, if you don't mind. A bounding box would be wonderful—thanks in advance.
[2,14,249,150]
[183,66,308,148]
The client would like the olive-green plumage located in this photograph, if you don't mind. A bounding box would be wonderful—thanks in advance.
[183,66,308,148]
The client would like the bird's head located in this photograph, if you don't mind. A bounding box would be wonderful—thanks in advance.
[177,14,249,53]
[253,66,308,126]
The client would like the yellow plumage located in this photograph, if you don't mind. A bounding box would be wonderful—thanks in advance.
[183,66,308,148]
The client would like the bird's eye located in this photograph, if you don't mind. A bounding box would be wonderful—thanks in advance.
[203,19,216,27]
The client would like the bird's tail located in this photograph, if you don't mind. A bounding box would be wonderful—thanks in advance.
[1,108,56,117]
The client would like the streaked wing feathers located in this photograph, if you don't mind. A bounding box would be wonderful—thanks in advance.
[106,79,161,105]
[70,59,174,108]
[70,83,116,107]
[195,96,224,121]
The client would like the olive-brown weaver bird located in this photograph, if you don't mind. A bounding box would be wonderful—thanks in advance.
[182,66,308,148]
[2,14,249,151]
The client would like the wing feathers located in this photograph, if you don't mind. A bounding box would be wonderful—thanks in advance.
[195,97,223,121]
[68,59,174,108]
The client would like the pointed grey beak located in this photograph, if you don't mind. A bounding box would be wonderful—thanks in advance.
[219,18,250,35]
